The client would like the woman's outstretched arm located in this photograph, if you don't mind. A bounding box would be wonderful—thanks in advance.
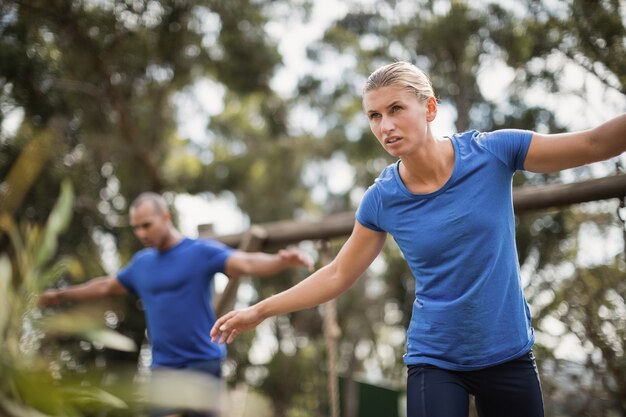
[524,113,626,173]
[210,222,387,344]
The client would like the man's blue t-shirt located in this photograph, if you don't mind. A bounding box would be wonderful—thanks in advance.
[117,238,234,368]
[356,129,534,371]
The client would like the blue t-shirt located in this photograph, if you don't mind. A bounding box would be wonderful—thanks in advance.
[117,238,234,368]
[356,129,534,371]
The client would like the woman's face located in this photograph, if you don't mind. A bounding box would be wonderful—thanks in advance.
[363,86,436,158]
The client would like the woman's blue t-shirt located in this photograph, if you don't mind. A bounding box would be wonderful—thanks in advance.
[356,129,534,371]
[117,238,234,368]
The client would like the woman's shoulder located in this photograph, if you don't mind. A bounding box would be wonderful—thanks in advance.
[451,128,532,142]
[376,161,398,181]
[451,129,532,150]
[367,162,398,191]
[449,129,480,143]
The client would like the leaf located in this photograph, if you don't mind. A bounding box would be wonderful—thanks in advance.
[80,329,137,353]
[60,386,128,412]
[41,180,74,236]
[35,257,80,292]
[35,180,74,267]
[39,307,102,334]
[0,214,24,265]
[0,255,12,342]
[7,369,79,417]
[40,307,137,352]
[0,393,59,417]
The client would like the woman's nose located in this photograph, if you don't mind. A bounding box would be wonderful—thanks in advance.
[380,115,394,133]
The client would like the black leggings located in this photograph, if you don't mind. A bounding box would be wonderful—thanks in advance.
[406,352,544,417]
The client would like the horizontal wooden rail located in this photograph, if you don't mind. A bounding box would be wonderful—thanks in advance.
[204,173,626,248]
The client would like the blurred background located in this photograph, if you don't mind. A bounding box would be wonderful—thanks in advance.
[1,0,625,416]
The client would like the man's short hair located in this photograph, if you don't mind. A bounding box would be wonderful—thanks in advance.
[130,192,169,215]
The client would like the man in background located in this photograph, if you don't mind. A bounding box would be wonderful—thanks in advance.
[40,192,314,416]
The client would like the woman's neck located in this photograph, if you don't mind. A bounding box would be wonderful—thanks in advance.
[399,137,454,194]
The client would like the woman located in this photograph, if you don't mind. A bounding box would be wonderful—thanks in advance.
[211,61,626,417]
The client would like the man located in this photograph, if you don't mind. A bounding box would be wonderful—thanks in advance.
[39,192,313,416]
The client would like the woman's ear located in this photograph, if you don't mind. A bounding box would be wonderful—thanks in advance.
[425,96,438,122]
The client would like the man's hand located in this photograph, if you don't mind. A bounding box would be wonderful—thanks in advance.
[38,289,61,308]
[225,247,315,278]
[277,248,314,272]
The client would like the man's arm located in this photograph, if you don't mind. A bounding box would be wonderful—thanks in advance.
[39,276,128,308]
[224,247,314,279]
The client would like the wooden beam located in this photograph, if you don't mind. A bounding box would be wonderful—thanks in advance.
[512,174,626,212]
[206,211,355,248]
[203,173,626,248]
[213,225,268,317]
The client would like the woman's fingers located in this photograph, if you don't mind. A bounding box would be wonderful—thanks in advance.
[211,307,262,344]
[211,311,236,343]
[226,329,239,344]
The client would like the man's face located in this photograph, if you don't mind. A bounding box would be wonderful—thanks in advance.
[129,201,169,249]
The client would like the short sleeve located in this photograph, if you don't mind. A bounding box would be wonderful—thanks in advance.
[474,129,533,171]
[117,256,139,294]
[355,184,384,232]
[198,239,236,274]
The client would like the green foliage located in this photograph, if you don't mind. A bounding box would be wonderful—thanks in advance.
[0,180,137,416]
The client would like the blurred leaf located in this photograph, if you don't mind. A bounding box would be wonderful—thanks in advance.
[0,213,23,258]
[0,125,57,217]
[0,393,56,417]
[36,257,82,291]
[41,306,137,352]
[60,386,128,412]
[80,329,137,353]
[35,180,74,267]
[10,370,76,417]
[0,255,12,341]
[44,180,74,236]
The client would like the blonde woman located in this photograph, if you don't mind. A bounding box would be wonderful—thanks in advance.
[211,61,626,417]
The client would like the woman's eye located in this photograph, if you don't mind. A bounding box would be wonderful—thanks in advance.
[369,113,380,120]
[391,105,402,112]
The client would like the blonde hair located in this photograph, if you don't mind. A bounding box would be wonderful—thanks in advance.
[364,61,434,101]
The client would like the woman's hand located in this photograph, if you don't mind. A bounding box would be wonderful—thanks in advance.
[211,306,265,344]
[212,223,387,345]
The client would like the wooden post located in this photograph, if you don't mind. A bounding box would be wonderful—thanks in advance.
[320,241,341,417]
[618,196,626,262]
[213,225,268,318]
